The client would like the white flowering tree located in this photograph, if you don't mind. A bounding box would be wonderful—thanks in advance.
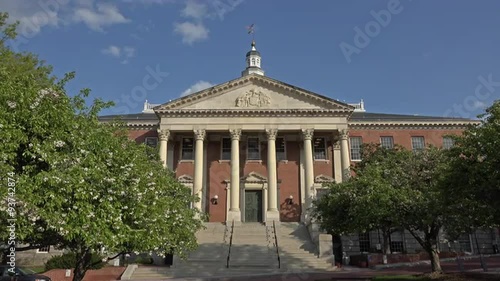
[0,13,202,281]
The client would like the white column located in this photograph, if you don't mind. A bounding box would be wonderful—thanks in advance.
[333,139,343,183]
[157,129,170,168]
[266,129,280,223]
[227,129,242,222]
[193,129,206,213]
[302,129,314,222]
[340,129,351,181]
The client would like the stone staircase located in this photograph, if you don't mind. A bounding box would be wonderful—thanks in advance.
[126,222,335,280]
[277,222,333,270]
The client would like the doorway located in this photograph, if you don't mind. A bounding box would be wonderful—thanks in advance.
[244,190,263,222]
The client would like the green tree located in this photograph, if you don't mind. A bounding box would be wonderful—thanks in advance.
[313,144,409,255]
[0,12,203,281]
[314,144,466,273]
[447,100,500,228]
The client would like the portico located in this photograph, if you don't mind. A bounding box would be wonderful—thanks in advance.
[153,41,354,223]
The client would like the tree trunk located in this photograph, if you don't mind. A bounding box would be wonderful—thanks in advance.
[72,248,92,281]
[429,248,442,273]
[382,229,391,255]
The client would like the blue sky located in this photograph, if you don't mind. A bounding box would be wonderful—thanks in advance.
[3,0,500,118]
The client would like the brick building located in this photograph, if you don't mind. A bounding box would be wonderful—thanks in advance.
[98,41,499,261]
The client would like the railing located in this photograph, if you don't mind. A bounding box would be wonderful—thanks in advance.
[226,220,235,268]
[142,100,161,113]
[272,220,281,269]
[348,99,366,112]
[223,222,228,244]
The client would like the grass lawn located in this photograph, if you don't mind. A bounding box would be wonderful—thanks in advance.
[25,266,46,274]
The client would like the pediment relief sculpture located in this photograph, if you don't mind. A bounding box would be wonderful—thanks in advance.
[235,89,271,108]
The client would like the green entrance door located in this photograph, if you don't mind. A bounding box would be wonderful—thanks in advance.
[244,190,263,222]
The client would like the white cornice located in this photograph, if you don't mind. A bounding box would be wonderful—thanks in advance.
[348,120,479,130]
[157,109,352,118]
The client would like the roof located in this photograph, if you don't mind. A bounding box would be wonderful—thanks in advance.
[350,112,475,122]
[98,113,158,121]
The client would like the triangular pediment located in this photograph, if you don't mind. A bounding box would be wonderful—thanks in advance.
[177,174,193,183]
[240,172,267,183]
[315,174,335,183]
[155,74,353,113]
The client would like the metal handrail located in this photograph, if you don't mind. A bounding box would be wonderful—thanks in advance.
[272,220,281,269]
[226,220,235,268]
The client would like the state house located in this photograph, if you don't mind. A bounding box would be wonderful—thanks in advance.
[97,41,498,272]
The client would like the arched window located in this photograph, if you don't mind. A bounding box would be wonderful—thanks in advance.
[251,58,256,66]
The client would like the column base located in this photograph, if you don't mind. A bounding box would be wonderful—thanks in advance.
[226,210,241,223]
[265,210,280,226]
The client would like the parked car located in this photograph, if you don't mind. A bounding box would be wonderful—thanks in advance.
[0,266,51,281]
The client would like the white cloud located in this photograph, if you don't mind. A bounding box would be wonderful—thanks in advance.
[72,3,130,32]
[0,0,62,37]
[472,100,487,110]
[181,0,208,20]
[101,45,136,64]
[181,81,214,97]
[0,0,131,37]
[101,45,122,57]
[174,21,208,45]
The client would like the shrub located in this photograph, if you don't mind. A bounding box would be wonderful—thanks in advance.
[133,255,154,265]
[45,252,106,271]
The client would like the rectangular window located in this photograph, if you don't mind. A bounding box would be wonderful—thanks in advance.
[144,137,158,148]
[221,138,231,160]
[37,246,50,253]
[181,137,194,160]
[443,137,455,149]
[359,232,371,253]
[313,137,327,160]
[456,233,472,253]
[390,231,404,253]
[411,136,425,152]
[276,137,286,161]
[247,137,260,160]
[350,137,363,161]
[380,136,394,149]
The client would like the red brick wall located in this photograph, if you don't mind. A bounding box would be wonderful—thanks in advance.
[128,129,157,144]
[348,129,464,151]
[278,141,300,222]
[207,140,229,222]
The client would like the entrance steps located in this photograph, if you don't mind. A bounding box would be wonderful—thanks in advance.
[127,222,336,280]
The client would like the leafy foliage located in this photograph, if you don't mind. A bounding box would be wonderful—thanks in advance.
[446,100,500,229]
[0,12,203,281]
[314,143,472,272]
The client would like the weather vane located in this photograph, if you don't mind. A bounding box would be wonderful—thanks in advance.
[246,23,255,40]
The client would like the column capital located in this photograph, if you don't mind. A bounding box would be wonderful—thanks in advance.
[265,128,278,141]
[194,129,206,141]
[229,129,242,141]
[301,128,314,141]
[157,129,170,141]
[333,141,341,150]
[340,129,349,140]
